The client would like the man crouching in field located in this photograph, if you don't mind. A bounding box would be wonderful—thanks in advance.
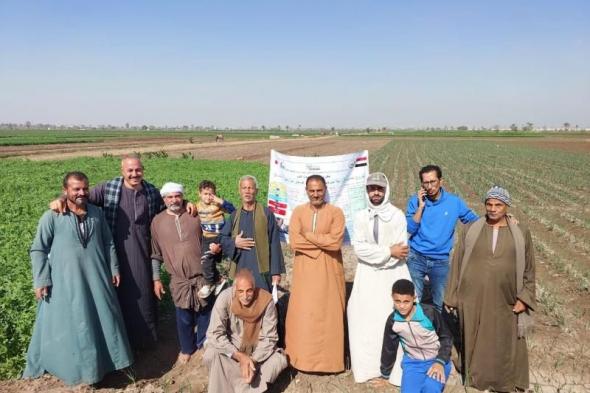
[23,171,133,386]
[204,269,287,393]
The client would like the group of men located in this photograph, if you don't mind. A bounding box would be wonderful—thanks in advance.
[24,156,535,393]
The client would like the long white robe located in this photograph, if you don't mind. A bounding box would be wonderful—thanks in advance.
[347,204,410,385]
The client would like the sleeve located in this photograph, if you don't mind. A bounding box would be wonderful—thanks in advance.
[380,314,400,379]
[406,195,420,235]
[151,259,161,281]
[221,199,236,214]
[267,210,286,275]
[99,210,119,277]
[150,220,164,263]
[251,301,280,363]
[351,211,391,266]
[444,227,465,308]
[29,211,55,289]
[430,307,453,365]
[219,212,238,260]
[89,183,105,207]
[206,290,240,354]
[517,228,536,310]
[458,198,479,224]
[302,207,345,251]
[288,208,322,259]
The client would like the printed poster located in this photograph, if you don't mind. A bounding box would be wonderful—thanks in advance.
[267,149,369,243]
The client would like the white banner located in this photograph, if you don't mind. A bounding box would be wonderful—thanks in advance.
[267,149,369,243]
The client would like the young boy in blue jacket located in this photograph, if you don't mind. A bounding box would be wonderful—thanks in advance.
[378,279,453,393]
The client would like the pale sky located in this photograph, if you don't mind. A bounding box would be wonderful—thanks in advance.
[1,0,588,129]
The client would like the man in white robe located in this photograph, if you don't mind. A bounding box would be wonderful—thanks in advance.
[347,172,411,385]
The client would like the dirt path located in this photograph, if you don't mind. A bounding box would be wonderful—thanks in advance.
[1,136,391,161]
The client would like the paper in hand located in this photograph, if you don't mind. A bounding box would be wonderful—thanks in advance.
[272,283,279,304]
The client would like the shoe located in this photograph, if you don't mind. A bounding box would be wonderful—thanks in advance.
[198,284,213,299]
[214,278,227,296]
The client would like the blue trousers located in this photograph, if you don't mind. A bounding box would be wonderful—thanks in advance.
[175,303,212,355]
[407,249,449,312]
[401,355,452,393]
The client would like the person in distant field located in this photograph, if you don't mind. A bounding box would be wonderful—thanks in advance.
[284,174,346,373]
[405,165,478,312]
[196,179,235,298]
[204,269,288,393]
[348,172,411,385]
[23,171,133,385]
[444,186,535,391]
[150,182,213,364]
[375,279,452,393]
[219,175,285,292]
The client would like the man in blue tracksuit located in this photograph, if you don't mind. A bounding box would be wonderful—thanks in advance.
[379,279,453,392]
[406,165,478,312]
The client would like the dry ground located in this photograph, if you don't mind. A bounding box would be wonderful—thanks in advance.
[1,135,588,392]
[0,135,390,161]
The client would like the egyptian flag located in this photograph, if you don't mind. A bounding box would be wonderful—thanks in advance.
[268,200,287,216]
[355,156,368,167]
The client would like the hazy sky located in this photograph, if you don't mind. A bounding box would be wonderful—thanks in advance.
[1,1,588,128]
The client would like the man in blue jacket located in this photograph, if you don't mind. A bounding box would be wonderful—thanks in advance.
[405,165,478,312]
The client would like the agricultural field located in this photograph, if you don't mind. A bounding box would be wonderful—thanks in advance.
[0,135,589,392]
[0,129,297,147]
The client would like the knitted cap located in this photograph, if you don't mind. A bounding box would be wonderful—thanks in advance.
[485,185,511,206]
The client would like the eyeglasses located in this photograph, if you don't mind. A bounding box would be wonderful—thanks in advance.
[421,180,439,187]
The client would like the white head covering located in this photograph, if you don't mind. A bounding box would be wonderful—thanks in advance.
[366,172,396,221]
[160,182,184,197]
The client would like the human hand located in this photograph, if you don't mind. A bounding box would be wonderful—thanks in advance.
[235,352,256,383]
[209,243,222,254]
[154,280,166,300]
[417,188,427,208]
[112,275,120,287]
[272,275,281,285]
[390,242,409,259]
[427,362,446,383]
[213,195,224,205]
[235,231,255,250]
[513,299,527,314]
[35,286,49,300]
[186,202,198,217]
[49,196,67,214]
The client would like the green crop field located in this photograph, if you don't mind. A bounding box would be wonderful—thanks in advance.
[1,138,589,390]
[0,156,269,378]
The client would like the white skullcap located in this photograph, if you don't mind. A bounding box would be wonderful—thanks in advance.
[160,182,184,197]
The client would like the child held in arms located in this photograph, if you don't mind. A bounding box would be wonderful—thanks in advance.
[196,180,235,298]
[375,279,453,393]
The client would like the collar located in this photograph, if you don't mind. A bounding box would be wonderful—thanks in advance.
[393,303,425,322]
[425,187,446,206]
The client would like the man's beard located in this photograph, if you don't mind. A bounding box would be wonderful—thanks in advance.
[370,196,385,205]
[167,203,183,213]
[72,196,87,207]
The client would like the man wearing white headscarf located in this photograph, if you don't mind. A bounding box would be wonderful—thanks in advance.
[150,182,212,364]
[348,172,411,386]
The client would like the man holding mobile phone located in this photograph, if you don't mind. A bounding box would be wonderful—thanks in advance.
[405,165,478,312]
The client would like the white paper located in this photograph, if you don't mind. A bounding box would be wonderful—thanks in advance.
[272,283,279,304]
[267,149,369,243]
